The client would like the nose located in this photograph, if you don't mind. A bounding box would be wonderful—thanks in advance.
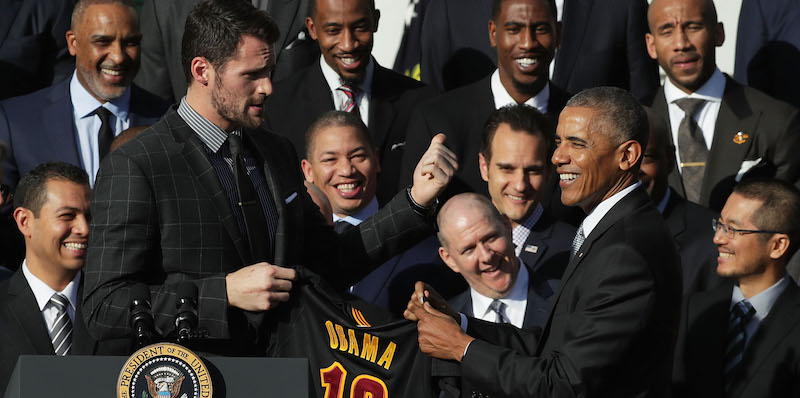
[73,215,89,237]
[519,27,536,50]
[257,75,272,97]
[552,143,567,166]
[337,158,356,176]
[512,170,529,192]
[107,40,126,64]
[712,224,727,245]
[477,242,495,263]
[674,26,692,51]
[340,28,356,53]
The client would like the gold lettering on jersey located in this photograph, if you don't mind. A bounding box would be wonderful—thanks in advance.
[323,320,397,371]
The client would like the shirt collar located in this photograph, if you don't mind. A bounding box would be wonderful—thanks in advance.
[664,67,726,105]
[471,262,529,315]
[70,70,131,121]
[319,55,375,95]
[332,197,379,226]
[177,97,242,153]
[656,187,672,214]
[490,69,550,113]
[512,203,544,252]
[731,274,791,323]
[21,259,81,313]
[581,182,642,238]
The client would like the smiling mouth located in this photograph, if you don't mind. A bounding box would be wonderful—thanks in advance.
[516,57,539,68]
[64,242,87,250]
[560,173,579,181]
[719,252,734,259]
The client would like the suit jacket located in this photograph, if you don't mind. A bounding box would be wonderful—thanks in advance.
[648,76,800,211]
[674,279,800,398]
[552,0,659,100]
[134,0,318,103]
[82,107,432,354]
[264,61,435,203]
[0,270,128,395]
[399,75,571,199]
[661,189,724,295]
[0,78,169,189]
[459,187,683,397]
[0,0,75,100]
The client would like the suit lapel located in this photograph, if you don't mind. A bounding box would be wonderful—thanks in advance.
[170,111,249,263]
[0,0,23,47]
[450,291,474,318]
[733,283,800,397]
[518,216,552,273]
[662,190,687,244]
[6,271,56,355]
[552,0,592,87]
[268,0,302,60]
[688,286,730,396]
[653,88,688,199]
[701,78,758,205]
[71,280,96,355]
[306,62,336,115]
[44,80,82,167]
[369,66,399,153]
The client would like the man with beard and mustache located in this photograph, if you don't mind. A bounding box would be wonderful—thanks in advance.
[82,0,458,355]
[265,0,436,204]
[644,0,800,212]
[398,0,574,223]
[0,0,169,189]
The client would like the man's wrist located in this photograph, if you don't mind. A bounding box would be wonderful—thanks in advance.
[406,186,438,217]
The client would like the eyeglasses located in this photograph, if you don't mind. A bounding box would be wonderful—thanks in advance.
[712,219,782,239]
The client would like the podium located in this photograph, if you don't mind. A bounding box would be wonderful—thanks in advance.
[5,355,309,397]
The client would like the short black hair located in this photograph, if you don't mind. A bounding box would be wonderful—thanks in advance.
[492,0,557,21]
[71,0,137,29]
[14,162,90,216]
[733,179,800,258]
[304,111,374,159]
[480,104,555,161]
[310,0,376,18]
[182,0,280,85]
[565,86,649,151]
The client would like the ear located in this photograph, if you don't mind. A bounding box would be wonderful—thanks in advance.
[617,140,642,171]
[645,33,657,60]
[479,153,490,182]
[768,234,790,260]
[488,20,497,48]
[438,247,460,274]
[306,17,318,40]
[13,207,33,239]
[190,57,212,86]
[372,9,380,32]
[301,159,314,182]
[714,22,725,47]
[66,30,78,56]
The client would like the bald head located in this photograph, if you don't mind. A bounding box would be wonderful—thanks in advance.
[647,0,718,27]
[437,193,508,248]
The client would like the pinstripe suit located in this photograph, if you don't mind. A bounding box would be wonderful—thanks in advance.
[81,106,433,353]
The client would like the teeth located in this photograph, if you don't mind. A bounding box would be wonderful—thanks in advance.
[720,252,734,259]
[64,242,87,250]
[516,58,538,67]
[102,68,121,76]
[340,57,357,65]
[560,173,579,181]
[337,183,357,192]
[507,194,524,201]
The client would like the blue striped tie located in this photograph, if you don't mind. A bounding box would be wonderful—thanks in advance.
[49,293,73,356]
[724,299,755,392]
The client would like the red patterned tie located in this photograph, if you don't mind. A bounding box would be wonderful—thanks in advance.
[338,85,360,117]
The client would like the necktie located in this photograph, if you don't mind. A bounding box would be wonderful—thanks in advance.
[569,226,585,262]
[227,134,270,263]
[49,293,73,356]
[338,85,360,117]
[489,299,509,324]
[724,299,756,392]
[95,107,114,161]
[673,98,708,203]
[334,220,354,234]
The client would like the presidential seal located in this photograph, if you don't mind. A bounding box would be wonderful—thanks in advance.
[117,343,212,398]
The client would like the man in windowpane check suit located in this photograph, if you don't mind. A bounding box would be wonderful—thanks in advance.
[82,0,457,355]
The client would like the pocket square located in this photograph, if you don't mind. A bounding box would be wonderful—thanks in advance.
[736,157,762,183]
[285,192,298,204]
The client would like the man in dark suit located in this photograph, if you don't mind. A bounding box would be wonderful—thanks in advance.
[0,0,76,100]
[641,107,721,295]
[135,0,318,103]
[406,87,682,397]
[265,0,432,203]
[447,105,573,330]
[400,0,571,200]
[82,0,457,354]
[0,163,128,395]
[673,179,800,397]
[0,0,169,189]
[645,0,800,212]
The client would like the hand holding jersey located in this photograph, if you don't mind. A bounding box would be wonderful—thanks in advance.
[405,281,474,362]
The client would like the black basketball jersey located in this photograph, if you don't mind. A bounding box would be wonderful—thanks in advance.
[266,267,437,398]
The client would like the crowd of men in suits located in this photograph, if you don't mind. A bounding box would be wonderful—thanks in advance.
[0,0,799,396]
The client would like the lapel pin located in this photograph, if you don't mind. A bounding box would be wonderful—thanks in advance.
[578,252,583,258]
[733,131,749,145]
[524,245,538,254]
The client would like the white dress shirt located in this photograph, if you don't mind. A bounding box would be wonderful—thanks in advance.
[319,56,375,127]
[512,204,544,257]
[490,69,550,114]
[663,68,726,173]
[70,71,132,186]
[730,274,790,350]
[470,263,529,328]
[21,259,81,333]
[580,182,642,238]
[332,197,379,226]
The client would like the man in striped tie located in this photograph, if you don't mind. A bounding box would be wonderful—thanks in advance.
[0,162,128,395]
[673,178,800,397]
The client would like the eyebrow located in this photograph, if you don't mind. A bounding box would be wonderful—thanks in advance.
[55,206,82,213]
[566,136,589,145]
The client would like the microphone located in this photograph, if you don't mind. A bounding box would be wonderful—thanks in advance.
[175,282,199,343]
[129,284,156,348]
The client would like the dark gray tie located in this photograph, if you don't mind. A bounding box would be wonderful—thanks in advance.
[673,98,708,203]
[228,134,270,263]
[49,293,73,356]
[724,299,756,392]
[569,226,585,263]
[334,220,354,234]
[489,299,509,324]
[95,107,114,161]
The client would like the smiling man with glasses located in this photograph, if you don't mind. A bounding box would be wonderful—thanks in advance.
[674,178,800,397]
